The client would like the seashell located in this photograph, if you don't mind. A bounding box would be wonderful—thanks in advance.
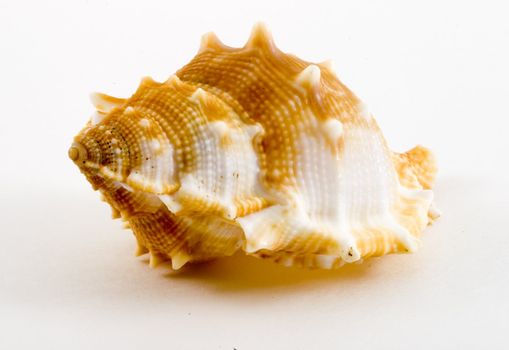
[69,23,438,270]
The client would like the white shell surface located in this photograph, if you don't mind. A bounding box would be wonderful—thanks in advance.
[70,23,438,269]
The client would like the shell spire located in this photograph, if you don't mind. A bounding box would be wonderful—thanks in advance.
[70,24,439,272]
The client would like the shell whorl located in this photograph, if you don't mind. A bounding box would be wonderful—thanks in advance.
[70,23,438,269]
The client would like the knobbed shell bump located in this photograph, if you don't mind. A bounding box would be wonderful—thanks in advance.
[69,23,439,270]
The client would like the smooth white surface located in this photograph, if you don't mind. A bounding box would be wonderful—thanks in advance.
[1,0,508,349]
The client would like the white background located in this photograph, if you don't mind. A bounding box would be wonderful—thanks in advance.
[1,0,508,349]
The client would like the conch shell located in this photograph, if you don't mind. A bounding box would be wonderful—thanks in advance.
[69,23,438,270]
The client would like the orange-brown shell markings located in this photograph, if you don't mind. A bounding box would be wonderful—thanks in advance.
[174,25,419,263]
[69,23,438,270]
[92,175,242,269]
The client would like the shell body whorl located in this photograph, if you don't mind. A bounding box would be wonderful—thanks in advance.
[70,24,438,270]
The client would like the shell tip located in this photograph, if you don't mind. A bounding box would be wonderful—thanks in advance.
[68,147,79,162]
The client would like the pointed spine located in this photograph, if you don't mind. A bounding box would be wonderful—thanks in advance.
[111,207,121,219]
[90,92,125,114]
[244,22,276,52]
[295,64,321,91]
[198,32,226,54]
[318,59,336,74]
[149,252,165,268]
[171,251,192,270]
[190,87,207,104]
[135,242,149,257]
[164,74,183,87]
[139,76,165,88]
